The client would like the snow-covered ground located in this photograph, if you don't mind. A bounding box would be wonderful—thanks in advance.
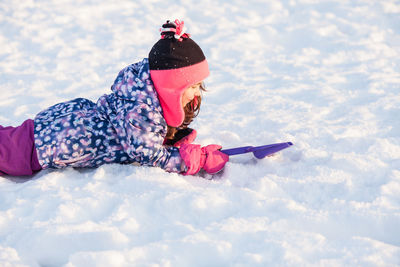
[1,0,400,266]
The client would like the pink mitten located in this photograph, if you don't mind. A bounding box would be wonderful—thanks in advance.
[201,144,229,174]
[179,143,229,175]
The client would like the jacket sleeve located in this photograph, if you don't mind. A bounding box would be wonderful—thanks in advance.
[116,102,184,173]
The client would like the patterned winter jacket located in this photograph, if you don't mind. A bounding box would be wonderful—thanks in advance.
[33,58,183,173]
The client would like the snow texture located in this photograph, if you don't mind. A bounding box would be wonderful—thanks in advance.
[1,0,400,266]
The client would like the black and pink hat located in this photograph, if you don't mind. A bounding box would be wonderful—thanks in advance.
[149,19,209,127]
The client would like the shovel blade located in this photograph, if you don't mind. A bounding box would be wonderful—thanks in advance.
[220,142,293,158]
[252,142,293,159]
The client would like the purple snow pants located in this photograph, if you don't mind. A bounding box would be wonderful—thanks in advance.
[0,119,42,176]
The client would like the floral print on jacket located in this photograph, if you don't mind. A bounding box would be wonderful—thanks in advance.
[33,58,183,172]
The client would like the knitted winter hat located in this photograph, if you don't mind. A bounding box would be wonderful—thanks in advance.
[149,19,209,127]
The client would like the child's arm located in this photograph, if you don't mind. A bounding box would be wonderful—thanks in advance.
[117,103,184,173]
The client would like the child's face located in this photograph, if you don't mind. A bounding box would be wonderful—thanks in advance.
[182,82,202,107]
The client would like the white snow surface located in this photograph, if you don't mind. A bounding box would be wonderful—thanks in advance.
[1,0,400,266]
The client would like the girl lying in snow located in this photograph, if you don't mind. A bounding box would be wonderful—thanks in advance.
[0,20,229,177]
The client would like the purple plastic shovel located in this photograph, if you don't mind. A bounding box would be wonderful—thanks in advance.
[220,142,293,159]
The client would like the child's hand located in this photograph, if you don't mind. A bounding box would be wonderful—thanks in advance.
[201,144,229,174]
[173,128,197,147]
[179,143,229,175]
[164,128,197,147]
